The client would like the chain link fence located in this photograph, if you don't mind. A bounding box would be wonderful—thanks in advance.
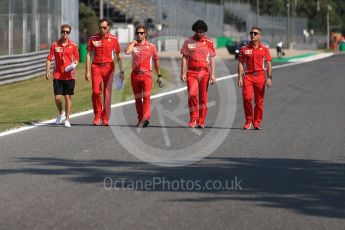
[0,0,78,57]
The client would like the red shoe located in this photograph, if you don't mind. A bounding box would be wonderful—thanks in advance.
[243,121,252,130]
[253,122,261,130]
[102,118,109,126]
[197,120,205,129]
[188,120,197,128]
[93,116,101,126]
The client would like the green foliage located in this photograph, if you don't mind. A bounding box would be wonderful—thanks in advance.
[79,2,99,43]
[0,62,171,132]
[247,0,345,34]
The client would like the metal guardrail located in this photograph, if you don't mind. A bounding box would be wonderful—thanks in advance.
[0,51,48,85]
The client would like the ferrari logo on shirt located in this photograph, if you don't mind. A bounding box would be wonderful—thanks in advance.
[108,39,110,42]
[202,42,206,45]
[92,41,102,47]
[260,47,262,50]
[55,47,63,52]
[245,49,252,55]
[188,43,197,49]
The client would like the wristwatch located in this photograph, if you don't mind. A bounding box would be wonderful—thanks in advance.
[267,75,272,79]
[157,74,162,78]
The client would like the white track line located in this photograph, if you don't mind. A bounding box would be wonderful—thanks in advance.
[0,53,333,137]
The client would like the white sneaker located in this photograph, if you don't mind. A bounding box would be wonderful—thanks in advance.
[64,119,71,128]
[55,112,65,125]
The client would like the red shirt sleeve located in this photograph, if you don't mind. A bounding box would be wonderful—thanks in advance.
[87,38,93,52]
[180,40,188,56]
[152,45,158,60]
[208,41,216,57]
[265,47,272,62]
[47,43,55,61]
[74,45,80,62]
[114,39,121,54]
[238,47,245,64]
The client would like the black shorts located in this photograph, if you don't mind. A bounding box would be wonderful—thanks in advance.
[53,79,75,95]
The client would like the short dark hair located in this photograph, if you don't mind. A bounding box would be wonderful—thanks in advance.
[99,18,111,27]
[136,24,148,34]
[251,26,262,33]
[61,24,71,32]
[192,20,208,32]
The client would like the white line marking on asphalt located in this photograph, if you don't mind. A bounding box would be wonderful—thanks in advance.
[0,53,334,137]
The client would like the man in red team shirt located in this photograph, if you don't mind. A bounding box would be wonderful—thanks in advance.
[238,26,272,130]
[85,19,124,126]
[180,20,216,128]
[46,24,79,128]
[125,25,162,128]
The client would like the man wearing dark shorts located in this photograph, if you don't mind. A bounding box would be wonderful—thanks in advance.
[46,24,79,127]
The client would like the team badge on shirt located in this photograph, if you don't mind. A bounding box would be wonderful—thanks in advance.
[92,41,102,47]
[55,47,63,52]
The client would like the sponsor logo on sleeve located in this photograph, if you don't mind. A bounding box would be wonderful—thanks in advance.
[245,49,252,55]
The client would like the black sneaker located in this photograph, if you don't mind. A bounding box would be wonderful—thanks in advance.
[138,120,149,128]
[142,120,149,128]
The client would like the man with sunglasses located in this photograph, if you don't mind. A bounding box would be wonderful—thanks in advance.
[180,20,216,129]
[125,25,162,127]
[85,19,124,126]
[238,26,272,130]
[46,24,79,128]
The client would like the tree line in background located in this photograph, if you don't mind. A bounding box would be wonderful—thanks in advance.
[79,0,345,39]
[248,0,345,35]
[199,0,345,34]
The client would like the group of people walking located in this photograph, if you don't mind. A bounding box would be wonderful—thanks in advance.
[45,19,272,130]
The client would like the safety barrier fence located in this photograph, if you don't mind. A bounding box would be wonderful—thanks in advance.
[0,50,48,85]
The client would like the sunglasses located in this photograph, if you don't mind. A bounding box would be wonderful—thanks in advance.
[61,31,70,34]
[249,32,259,36]
[136,32,145,35]
[100,26,108,30]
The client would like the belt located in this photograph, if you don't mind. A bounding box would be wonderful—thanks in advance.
[188,67,208,71]
[245,70,264,76]
[133,69,151,74]
[93,62,113,66]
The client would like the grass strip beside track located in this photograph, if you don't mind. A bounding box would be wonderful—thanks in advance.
[0,61,171,132]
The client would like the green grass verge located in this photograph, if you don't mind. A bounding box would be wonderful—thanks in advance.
[0,60,171,132]
[272,53,317,62]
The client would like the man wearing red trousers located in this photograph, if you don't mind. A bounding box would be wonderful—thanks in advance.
[85,19,124,126]
[125,25,162,128]
[180,20,216,128]
[238,26,272,130]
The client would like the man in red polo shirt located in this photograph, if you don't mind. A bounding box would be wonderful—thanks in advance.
[85,19,124,126]
[180,20,216,128]
[125,25,162,128]
[46,24,79,128]
[238,26,272,130]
